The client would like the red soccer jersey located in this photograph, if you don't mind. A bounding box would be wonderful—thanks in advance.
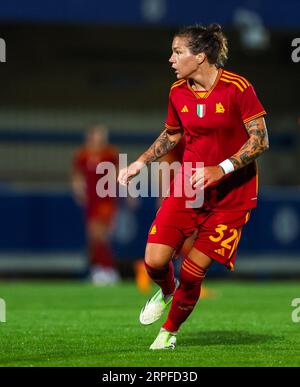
[73,145,118,208]
[165,69,266,211]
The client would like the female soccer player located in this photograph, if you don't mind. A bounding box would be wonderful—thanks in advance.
[118,24,269,349]
[72,124,120,285]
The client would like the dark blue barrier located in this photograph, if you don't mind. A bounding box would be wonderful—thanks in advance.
[0,0,299,27]
[0,186,299,258]
[0,187,86,252]
[0,129,295,149]
[0,130,157,146]
[0,187,158,257]
[239,188,300,253]
[111,197,157,259]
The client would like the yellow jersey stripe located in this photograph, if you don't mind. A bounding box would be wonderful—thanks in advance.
[204,68,223,98]
[222,72,248,89]
[245,210,251,224]
[220,77,244,92]
[165,123,181,130]
[243,111,266,124]
[228,242,236,260]
[171,79,185,86]
[182,260,204,276]
[182,263,204,278]
[183,260,204,277]
[170,79,186,90]
[228,232,239,260]
[223,70,250,87]
[223,70,250,86]
[185,258,204,273]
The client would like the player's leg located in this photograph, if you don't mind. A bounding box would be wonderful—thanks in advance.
[140,186,198,325]
[162,248,212,331]
[139,242,178,325]
[150,209,250,349]
[176,231,213,299]
[87,215,119,284]
[87,219,114,266]
[145,242,177,295]
[140,214,195,325]
[149,248,212,350]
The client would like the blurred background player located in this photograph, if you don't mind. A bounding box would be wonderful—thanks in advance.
[71,124,120,285]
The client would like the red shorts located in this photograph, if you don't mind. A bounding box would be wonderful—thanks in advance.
[147,195,251,270]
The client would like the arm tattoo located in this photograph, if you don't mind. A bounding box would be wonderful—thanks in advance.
[141,129,181,165]
[229,118,269,171]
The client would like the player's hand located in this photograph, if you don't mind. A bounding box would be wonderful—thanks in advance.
[190,166,225,190]
[118,161,145,186]
[71,178,87,206]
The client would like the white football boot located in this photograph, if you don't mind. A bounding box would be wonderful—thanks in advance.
[149,328,177,350]
[139,279,179,325]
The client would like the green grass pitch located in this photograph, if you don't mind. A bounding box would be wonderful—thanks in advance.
[0,280,299,366]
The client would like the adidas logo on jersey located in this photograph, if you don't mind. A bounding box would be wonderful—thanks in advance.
[214,248,225,256]
[181,105,189,112]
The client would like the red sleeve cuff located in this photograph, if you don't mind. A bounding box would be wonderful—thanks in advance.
[243,111,267,124]
[165,123,181,131]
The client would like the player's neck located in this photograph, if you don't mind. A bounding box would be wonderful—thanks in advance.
[87,144,105,153]
[190,65,219,91]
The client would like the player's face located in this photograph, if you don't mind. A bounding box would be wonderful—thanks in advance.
[86,129,106,148]
[169,36,199,79]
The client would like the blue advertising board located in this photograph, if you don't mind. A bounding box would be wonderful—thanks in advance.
[0,0,299,27]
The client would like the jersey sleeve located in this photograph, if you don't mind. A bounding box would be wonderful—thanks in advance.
[237,84,267,124]
[105,146,119,166]
[165,92,182,131]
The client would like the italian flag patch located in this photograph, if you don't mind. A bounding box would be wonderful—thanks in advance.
[197,104,206,118]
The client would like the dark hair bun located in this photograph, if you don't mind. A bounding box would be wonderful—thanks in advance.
[176,23,228,68]
[207,23,222,34]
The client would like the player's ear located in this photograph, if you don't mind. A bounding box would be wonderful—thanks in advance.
[196,52,206,65]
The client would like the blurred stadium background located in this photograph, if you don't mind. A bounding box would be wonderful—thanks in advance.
[0,0,300,280]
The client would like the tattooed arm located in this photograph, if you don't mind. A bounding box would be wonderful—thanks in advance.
[118,128,183,185]
[138,128,183,165]
[191,116,269,189]
[229,116,269,171]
